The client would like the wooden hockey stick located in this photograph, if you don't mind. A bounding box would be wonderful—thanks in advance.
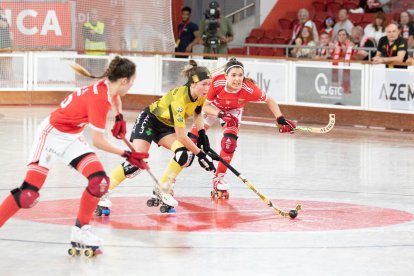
[207,149,301,219]
[294,114,336,134]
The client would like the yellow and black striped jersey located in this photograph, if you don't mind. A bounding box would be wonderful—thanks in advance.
[149,85,205,128]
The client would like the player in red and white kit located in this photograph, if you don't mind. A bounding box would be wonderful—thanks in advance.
[0,56,148,256]
[189,58,296,198]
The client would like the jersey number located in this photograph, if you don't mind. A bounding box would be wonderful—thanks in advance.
[60,87,88,108]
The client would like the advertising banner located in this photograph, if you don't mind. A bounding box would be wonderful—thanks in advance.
[295,65,363,107]
[370,68,414,112]
[1,3,72,47]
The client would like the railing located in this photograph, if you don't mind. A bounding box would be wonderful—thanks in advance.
[225,3,255,24]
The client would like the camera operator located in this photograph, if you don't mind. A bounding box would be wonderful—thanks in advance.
[199,1,234,58]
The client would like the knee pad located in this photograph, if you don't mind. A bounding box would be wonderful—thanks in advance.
[11,182,40,209]
[221,133,238,154]
[173,147,195,167]
[123,162,142,179]
[87,173,110,197]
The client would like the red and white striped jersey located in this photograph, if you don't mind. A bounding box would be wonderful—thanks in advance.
[206,74,267,111]
[50,79,113,134]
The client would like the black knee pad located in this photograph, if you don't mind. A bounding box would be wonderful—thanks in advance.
[11,182,40,209]
[87,172,109,198]
[123,162,142,178]
[173,147,195,167]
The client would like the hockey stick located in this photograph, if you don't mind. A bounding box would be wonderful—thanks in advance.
[294,114,336,134]
[207,149,301,219]
[121,136,161,186]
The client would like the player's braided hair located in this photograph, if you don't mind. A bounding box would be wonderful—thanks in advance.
[224,57,256,84]
[70,56,136,81]
[182,60,211,85]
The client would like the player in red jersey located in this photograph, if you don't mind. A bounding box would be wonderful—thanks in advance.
[0,56,148,256]
[189,57,296,198]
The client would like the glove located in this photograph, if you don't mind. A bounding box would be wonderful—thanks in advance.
[121,151,149,170]
[218,110,238,127]
[111,113,127,139]
[197,129,210,152]
[276,116,296,133]
[196,151,216,172]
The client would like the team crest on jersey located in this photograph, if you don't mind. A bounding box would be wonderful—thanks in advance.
[176,115,184,123]
[176,106,183,112]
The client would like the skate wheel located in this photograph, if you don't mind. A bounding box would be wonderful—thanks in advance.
[83,248,94,258]
[216,191,223,199]
[168,208,176,213]
[223,191,229,199]
[147,199,154,207]
[210,191,215,198]
[95,207,102,216]
[68,247,77,256]
[160,205,169,213]
[102,208,110,216]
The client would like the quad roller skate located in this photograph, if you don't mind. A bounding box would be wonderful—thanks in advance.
[147,182,177,213]
[211,173,230,199]
[68,225,102,257]
[95,192,111,216]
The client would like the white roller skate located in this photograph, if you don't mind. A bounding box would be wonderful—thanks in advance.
[95,191,112,216]
[211,173,230,199]
[147,181,178,213]
[68,225,102,257]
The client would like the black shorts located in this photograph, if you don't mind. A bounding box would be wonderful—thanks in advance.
[130,107,175,144]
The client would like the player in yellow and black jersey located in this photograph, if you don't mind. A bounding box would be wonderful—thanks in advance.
[96,60,215,213]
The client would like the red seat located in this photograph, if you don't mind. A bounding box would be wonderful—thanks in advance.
[258,37,275,44]
[348,13,363,25]
[385,13,395,24]
[313,19,324,30]
[361,13,376,24]
[263,30,281,40]
[258,48,275,57]
[327,2,342,14]
[312,1,326,12]
[249,28,265,39]
[342,1,358,10]
[280,29,293,40]
[313,11,330,22]
[278,18,292,29]
[245,46,259,56]
[274,48,286,57]
[228,48,245,55]
[273,37,288,44]
[245,37,258,43]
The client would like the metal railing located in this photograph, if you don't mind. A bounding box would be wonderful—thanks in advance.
[225,3,255,24]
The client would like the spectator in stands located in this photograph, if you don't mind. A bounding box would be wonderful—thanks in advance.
[290,8,319,44]
[320,16,335,41]
[199,1,234,57]
[313,32,334,59]
[350,0,384,13]
[82,9,107,76]
[332,29,355,62]
[372,23,408,67]
[350,26,376,60]
[175,6,199,58]
[398,11,414,49]
[333,9,354,40]
[364,12,387,46]
[291,26,317,58]
[0,6,13,85]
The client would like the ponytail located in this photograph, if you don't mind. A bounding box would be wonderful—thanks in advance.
[181,59,211,85]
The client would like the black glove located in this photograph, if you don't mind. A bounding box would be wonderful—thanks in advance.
[196,151,216,172]
[197,129,210,152]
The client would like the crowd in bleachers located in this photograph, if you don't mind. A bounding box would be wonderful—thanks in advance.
[229,0,414,64]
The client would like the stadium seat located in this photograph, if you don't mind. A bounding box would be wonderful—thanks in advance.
[327,2,342,14]
[361,13,376,25]
[248,28,265,40]
[258,48,275,57]
[280,29,293,40]
[312,1,326,12]
[342,1,359,10]
[245,36,259,43]
[313,11,330,23]
[274,48,286,57]
[263,30,281,40]
[245,46,259,56]
[348,13,363,25]
[278,18,292,29]
[228,48,245,55]
[273,37,288,45]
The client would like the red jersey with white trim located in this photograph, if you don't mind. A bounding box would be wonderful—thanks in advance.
[50,79,112,134]
[206,74,267,111]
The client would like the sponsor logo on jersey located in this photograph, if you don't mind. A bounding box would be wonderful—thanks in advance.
[176,106,183,112]
[176,115,184,123]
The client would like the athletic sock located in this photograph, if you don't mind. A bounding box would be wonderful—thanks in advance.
[216,150,234,175]
[76,189,100,227]
[109,164,127,190]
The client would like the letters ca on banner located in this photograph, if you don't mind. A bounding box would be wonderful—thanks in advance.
[1,3,71,47]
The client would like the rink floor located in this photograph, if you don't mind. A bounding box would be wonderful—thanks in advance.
[0,106,414,276]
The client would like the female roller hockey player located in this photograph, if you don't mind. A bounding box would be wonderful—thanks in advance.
[0,56,148,256]
[189,57,296,198]
[97,60,215,214]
